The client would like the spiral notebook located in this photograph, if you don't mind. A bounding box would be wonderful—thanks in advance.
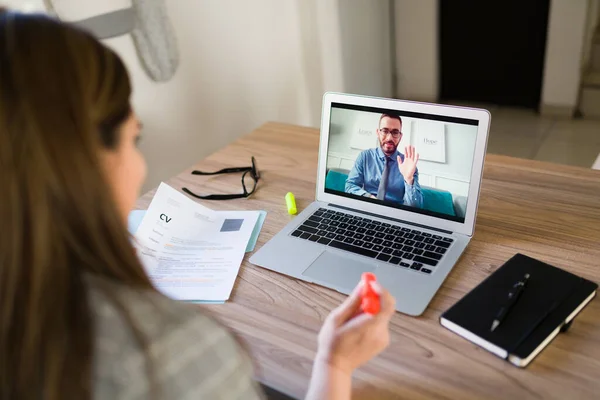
[440,253,597,367]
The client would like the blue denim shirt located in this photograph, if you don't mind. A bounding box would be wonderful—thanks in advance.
[345,147,424,208]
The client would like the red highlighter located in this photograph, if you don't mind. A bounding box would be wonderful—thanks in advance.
[361,272,380,315]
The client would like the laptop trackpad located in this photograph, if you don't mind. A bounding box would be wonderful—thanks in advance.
[302,250,376,292]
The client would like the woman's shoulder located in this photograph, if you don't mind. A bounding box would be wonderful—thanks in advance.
[87,275,264,399]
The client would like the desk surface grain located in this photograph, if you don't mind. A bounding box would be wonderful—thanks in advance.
[137,122,600,400]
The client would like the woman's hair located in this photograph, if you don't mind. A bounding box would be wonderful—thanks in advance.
[0,9,155,399]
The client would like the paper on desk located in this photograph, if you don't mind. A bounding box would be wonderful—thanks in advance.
[128,210,266,253]
[133,182,259,302]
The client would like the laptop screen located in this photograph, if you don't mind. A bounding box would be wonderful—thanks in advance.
[324,102,479,223]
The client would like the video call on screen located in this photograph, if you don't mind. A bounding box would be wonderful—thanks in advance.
[324,103,479,223]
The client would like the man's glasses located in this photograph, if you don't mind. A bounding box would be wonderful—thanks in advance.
[378,128,402,138]
[182,156,260,200]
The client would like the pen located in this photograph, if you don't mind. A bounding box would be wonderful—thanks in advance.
[491,273,530,332]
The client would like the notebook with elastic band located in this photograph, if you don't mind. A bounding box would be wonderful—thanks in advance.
[440,253,597,367]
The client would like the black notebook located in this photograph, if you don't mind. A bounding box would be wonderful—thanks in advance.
[440,253,597,367]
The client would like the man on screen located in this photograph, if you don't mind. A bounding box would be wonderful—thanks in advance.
[345,114,424,208]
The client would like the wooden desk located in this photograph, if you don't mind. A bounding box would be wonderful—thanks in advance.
[137,122,600,399]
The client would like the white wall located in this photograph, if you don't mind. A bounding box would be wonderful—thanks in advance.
[394,0,589,114]
[394,0,438,101]
[4,0,393,192]
[327,108,477,196]
[541,0,588,112]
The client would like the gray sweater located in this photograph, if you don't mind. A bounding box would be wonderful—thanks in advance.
[88,276,265,399]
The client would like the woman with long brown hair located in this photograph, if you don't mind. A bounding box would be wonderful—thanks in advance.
[0,9,395,400]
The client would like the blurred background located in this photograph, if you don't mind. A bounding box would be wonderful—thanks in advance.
[6,0,600,192]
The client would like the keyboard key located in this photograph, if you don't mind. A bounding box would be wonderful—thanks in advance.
[363,236,374,242]
[372,221,382,225]
[384,227,395,234]
[340,217,349,223]
[414,235,425,242]
[366,224,376,230]
[348,219,358,226]
[308,215,322,223]
[410,263,421,271]
[413,262,423,268]
[414,249,424,256]
[300,232,312,239]
[373,238,383,245]
[435,247,447,254]
[385,234,395,241]
[413,255,438,266]
[405,239,416,246]
[399,262,410,268]
[376,254,391,262]
[347,225,358,232]
[411,229,421,234]
[424,238,435,244]
[433,235,442,239]
[292,230,302,237]
[339,223,349,229]
[326,226,337,232]
[354,240,365,247]
[317,230,327,236]
[335,234,345,241]
[374,226,385,232]
[363,242,374,249]
[331,215,341,221]
[318,238,331,245]
[443,237,454,242]
[404,253,414,260]
[336,228,347,235]
[422,232,432,237]
[308,235,320,242]
[404,233,415,239]
[357,222,367,228]
[329,240,378,258]
[375,232,385,239]
[421,268,432,274]
[356,227,367,233]
[317,223,328,230]
[373,245,383,252]
[394,237,406,244]
[403,245,414,252]
[363,218,373,224]
[343,237,355,244]
[315,209,325,214]
[321,219,332,225]
[415,242,426,249]
[298,225,318,234]
[425,244,436,251]
[392,243,404,250]
[352,216,362,220]
[334,211,344,215]
[434,240,450,249]
[382,222,391,227]
[304,220,319,228]
[392,250,404,257]
[354,233,364,240]
[423,251,442,260]
[382,247,393,254]
[326,232,336,239]
[401,227,411,232]
[346,232,356,238]
[390,256,402,264]
[366,229,377,236]
[330,221,340,227]
[383,240,393,247]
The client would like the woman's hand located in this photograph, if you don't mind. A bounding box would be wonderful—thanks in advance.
[316,280,396,375]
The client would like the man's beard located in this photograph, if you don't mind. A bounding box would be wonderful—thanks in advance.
[380,140,398,155]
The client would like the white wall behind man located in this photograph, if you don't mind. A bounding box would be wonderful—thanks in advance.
[4,0,393,192]
[327,108,477,196]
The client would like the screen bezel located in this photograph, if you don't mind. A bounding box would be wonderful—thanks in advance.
[316,92,491,237]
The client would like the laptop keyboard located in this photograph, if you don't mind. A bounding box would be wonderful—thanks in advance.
[290,208,454,275]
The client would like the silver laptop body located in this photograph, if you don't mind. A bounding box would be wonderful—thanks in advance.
[250,93,491,316]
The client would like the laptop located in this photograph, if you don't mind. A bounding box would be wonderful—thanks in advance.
[250,93,491,316]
